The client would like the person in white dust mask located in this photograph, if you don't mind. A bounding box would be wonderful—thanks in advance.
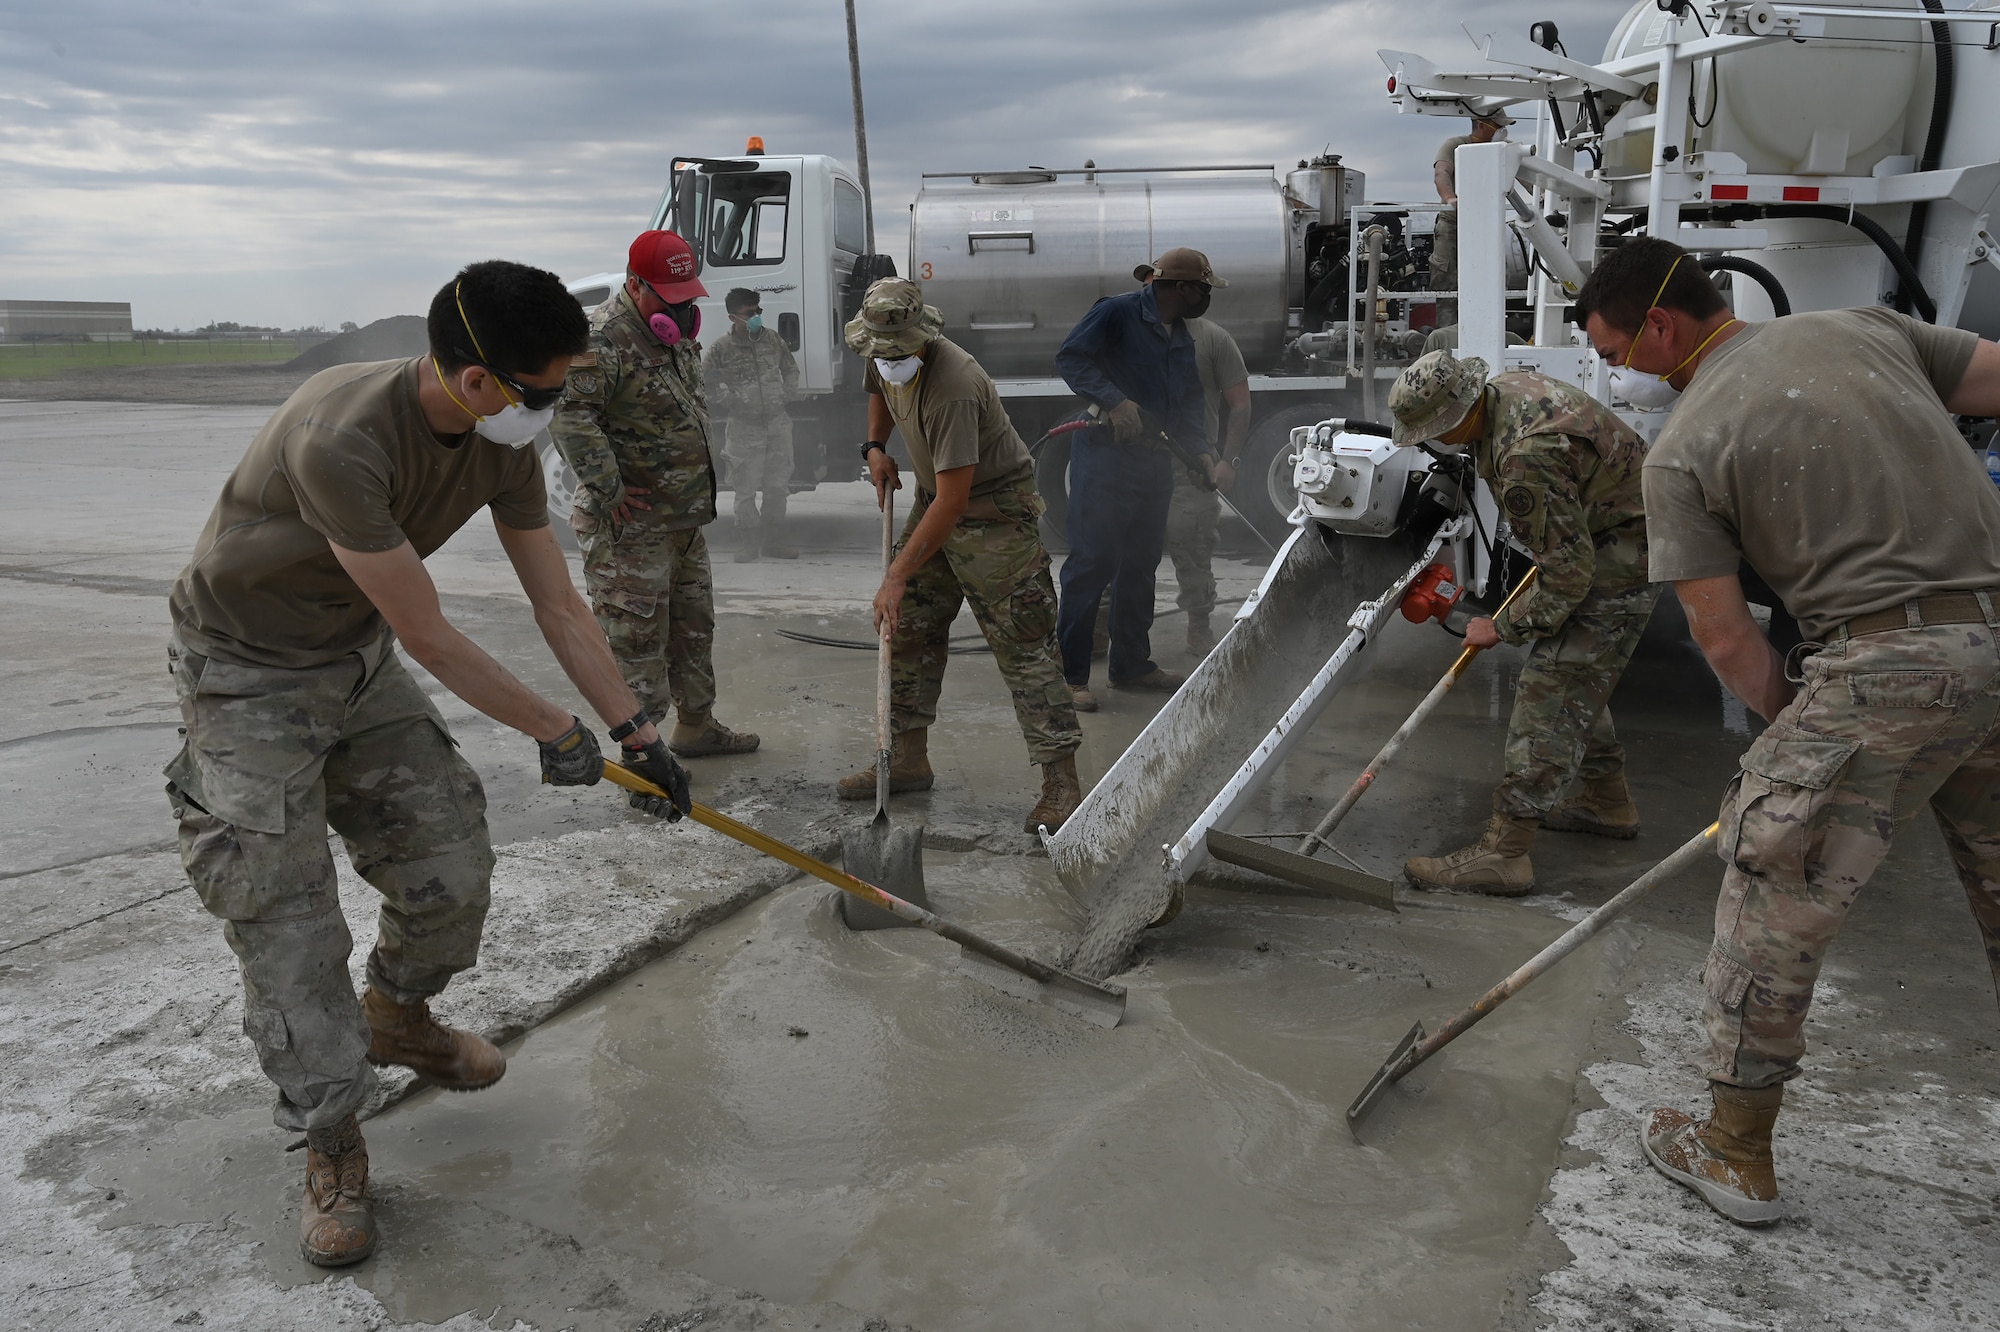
[164,259,693,1267]
[838,277,1085,835]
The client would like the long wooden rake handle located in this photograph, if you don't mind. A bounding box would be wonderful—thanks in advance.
[1298,566,1541,859]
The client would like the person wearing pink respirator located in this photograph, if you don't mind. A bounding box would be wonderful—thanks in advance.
[550,230,763,765]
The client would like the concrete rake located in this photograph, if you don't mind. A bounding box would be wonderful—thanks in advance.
[600,764,1127,1028]
[1346,822,1718,1140]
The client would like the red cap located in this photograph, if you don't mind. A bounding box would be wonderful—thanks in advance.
[628,230,707,302]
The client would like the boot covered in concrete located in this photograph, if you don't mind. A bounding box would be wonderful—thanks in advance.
[300,1113,376,1267]
[1023,752,1083,833]
[837,728,935,799]
[670,715,761,757]
[363,987,505,1090]
[1404,814,1538,896]
[1640,1081,1785,1226]
[1544,770,1642,840]
[1185,613,1216,656]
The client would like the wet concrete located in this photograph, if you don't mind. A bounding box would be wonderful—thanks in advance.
[95,850,1620,1330]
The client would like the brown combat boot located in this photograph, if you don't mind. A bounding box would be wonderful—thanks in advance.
[1023,753,1083,833]
[300,1113,376,1267]
[363,987,506,1090]
[1544,771,1642,840]
[836,728,935,799]
[1067,683,1099,713]
[1186,613,1216,656]
[670,715,761,757]
[1641,1082,1785,1226]
[1404,814,1538,896]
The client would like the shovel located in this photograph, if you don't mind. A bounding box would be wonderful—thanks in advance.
[1206,567,1541,902]
[840,486,931,930]
[600,763,1127,1028]
[1346,822,1718,1139]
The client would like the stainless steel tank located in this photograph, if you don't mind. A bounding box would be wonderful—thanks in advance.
[910,167,1294,378]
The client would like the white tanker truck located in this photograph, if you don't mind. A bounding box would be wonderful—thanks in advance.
[543,146,1495,540]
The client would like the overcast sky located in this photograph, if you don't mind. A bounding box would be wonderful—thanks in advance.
[0,1,1623,330]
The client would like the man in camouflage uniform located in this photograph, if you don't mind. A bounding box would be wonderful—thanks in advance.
[702,286,801,563]
[164,259,691,1267]
[839,278,1083,833]
[551,230,759,758]
[1391,348,1658,896]
[1577,237,2000,1226]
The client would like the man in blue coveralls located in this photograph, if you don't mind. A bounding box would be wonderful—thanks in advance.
[1053,246,1225,709]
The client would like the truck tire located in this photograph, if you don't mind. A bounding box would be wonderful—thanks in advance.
[1237,400,1342,545]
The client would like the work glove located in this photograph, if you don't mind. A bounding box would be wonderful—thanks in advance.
[538,716,603,786]
[1106,399,1143,443]
[620,737,692,822]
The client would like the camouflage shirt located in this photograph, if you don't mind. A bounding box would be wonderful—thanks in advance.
[701,325,799,422]
[549,287,716,530]
[1474,370,1649,644]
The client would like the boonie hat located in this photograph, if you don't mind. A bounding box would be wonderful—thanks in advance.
[1138,246,1230,289]
[843,277,945,358]
[628,230,707,302]
[1471,107,1515,127]
[1389,349,1491,445]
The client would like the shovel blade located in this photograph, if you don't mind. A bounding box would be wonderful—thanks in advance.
[1206,831,1398,912]
[839,819,929,931]
[1346,1019,1428,1141]
[956,947,1127,1029]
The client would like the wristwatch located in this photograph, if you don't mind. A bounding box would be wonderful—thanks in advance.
[860,439,889,460]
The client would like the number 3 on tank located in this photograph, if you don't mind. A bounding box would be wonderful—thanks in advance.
[920,262,934,280]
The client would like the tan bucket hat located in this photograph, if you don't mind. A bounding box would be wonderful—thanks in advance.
[1389,349,1491,444]
[843,277,945,358]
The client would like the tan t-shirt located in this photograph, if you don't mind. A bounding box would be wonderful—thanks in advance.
[865,337,1034,497]
[1188,316,1249,443]
[1436,134,1476,202]
[1643,308,1996,638]
[170,358,548,669]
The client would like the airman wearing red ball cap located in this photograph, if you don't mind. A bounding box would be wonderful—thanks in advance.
[550,230,765,767]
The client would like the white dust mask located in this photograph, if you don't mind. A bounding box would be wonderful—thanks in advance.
[875,356,922,387]
[473,400,556,447]
[1608,365,1681,409]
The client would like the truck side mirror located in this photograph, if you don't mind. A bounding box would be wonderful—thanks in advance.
[778,312,800,351]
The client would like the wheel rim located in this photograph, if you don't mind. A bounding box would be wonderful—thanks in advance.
[1263,432,1300,525]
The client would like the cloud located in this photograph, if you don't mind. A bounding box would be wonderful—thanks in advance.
[0,0,1624,328]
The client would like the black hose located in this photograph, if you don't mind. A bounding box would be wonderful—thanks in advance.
[1758,204,1936,323]
[1898,0,1954,316]
[1698,255,1792,318]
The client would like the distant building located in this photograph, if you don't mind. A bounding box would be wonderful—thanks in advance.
[0,300,134,343]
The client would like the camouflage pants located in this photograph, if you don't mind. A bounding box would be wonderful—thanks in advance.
[725,414,794,538]
[1492,581,1659,820]
[582,523,717,725]
[1165,466,1220,619]
[162,632,494,1132]
[1705,622,2000,1090]
[1431,207,1459,324]
[890,485,1081,765]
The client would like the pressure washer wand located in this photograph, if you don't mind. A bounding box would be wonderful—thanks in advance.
[1086,405,1280,554]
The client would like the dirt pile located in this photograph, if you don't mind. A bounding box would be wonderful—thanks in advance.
[287,315,428,372]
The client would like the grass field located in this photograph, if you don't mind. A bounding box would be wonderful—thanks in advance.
[0,339,301,378]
